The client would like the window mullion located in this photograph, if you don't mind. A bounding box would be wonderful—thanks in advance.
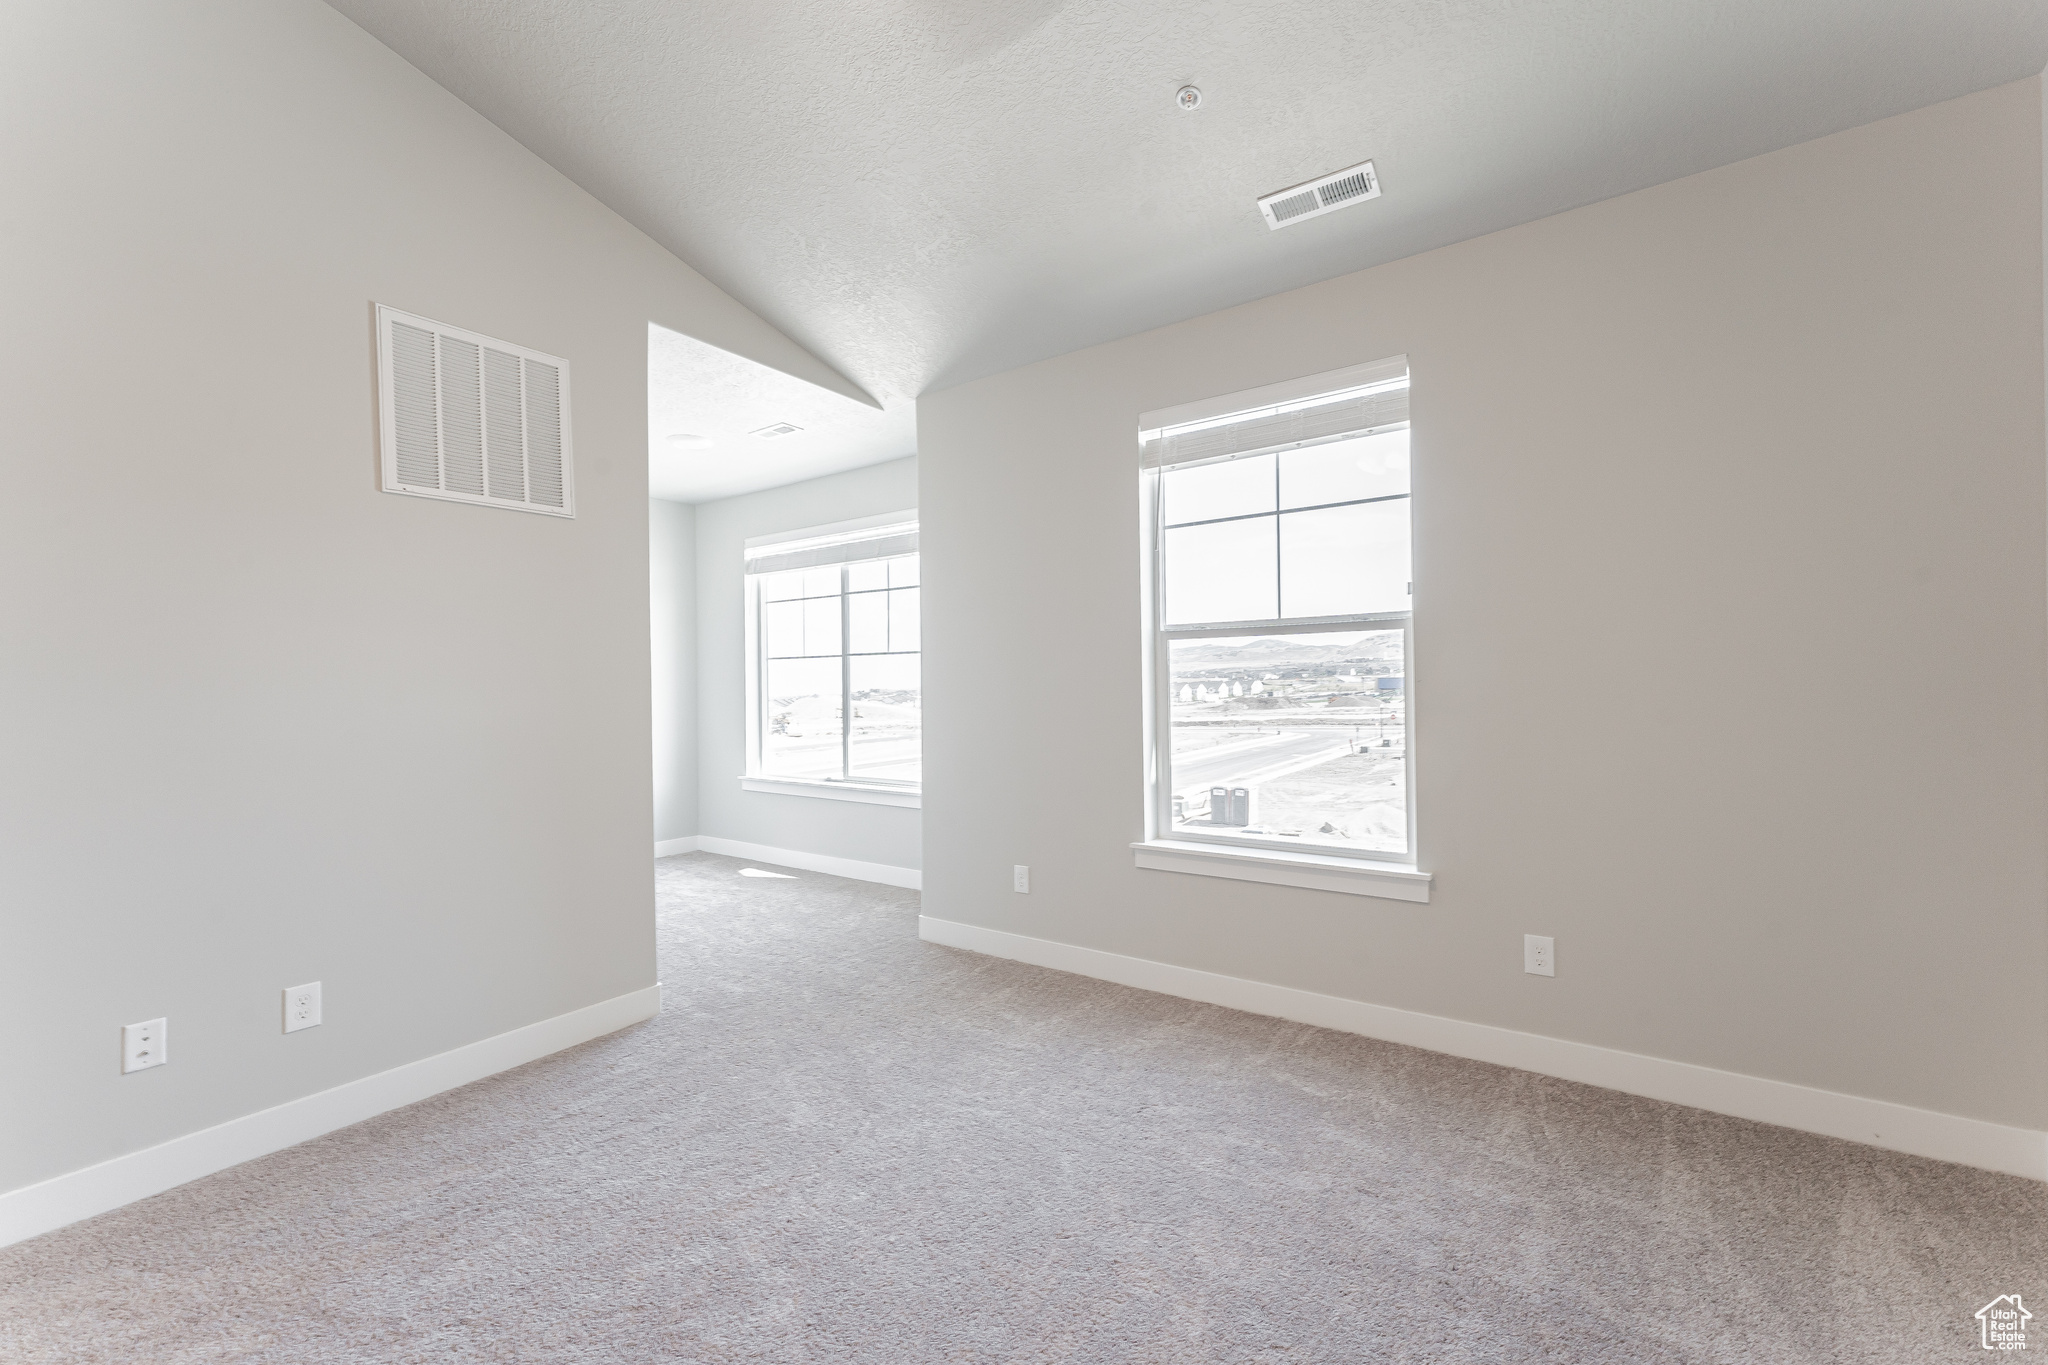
[749,576,760,777]
[1154,470,1174,842]
[1162,491,1408,532]
[1271,457,1282,621]
[840,567,852,781]
[1162,611,1411,640]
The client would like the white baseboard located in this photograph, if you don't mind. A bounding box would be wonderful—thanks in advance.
[919,916,2048,1182]
[0,983,663,1250]
[658,835,921,890]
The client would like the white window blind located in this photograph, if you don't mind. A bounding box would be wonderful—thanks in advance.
[376,304,574,517]
[744,515,918,575]
[1140,356,1408,471]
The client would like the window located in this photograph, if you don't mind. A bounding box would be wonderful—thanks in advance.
[1140,358,1419,887]
[744,513,920,803]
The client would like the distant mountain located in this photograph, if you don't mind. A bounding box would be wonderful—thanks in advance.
[1173,634,1401,671]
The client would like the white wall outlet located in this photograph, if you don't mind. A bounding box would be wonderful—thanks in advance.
[284,982,322,1033]
[1524,934,1556,977]
[122,1018,167,1073]
[1013,865,1030,893]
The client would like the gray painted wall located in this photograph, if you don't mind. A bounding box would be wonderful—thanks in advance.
[691,457,922,871]
[1,0,842,1195]
[651,500,698,845]
[918,79,2048,1129]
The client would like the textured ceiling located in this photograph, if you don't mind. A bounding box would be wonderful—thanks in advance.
[647,323,904,502]
[330,0,2047,495]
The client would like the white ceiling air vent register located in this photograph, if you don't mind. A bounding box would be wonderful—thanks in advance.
[750,422,803,438]
[376,304,573,517]
[1257,159,1380,230]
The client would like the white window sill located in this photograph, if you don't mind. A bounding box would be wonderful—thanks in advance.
[739,775,921,808]
[1131,839,1430,903]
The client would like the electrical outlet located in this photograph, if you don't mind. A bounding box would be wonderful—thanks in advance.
[122,1018,167,1073]
[1524,935,1555,977]
[1013,865,1030,893]
[283,982,322,1033]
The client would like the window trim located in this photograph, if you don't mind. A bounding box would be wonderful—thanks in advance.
[738,775,921,808]
[1130,838,1430,902]
[743,516,921,800]
[1138,365,1424,898]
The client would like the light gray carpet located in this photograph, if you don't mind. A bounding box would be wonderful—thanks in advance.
[3,852,2040,1362]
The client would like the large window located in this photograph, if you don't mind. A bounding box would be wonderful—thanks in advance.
[745,515,920,795]
[1144,360,1411,864]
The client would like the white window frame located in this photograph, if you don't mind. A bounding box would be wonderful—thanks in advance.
[742,511,921,808]
[1133,361,1429,902]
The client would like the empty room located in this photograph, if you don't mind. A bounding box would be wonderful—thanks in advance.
[4,0,2046,1360]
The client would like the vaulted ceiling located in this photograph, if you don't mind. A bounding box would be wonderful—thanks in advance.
[330,0,2047,495]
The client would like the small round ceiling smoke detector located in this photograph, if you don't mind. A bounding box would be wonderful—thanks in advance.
[665,432,709,447]
[1176,85,1202,112]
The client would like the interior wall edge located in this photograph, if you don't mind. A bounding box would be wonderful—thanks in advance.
[650,496,700,844]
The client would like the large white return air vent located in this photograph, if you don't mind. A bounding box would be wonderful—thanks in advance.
[1257,159,1380,230]
[376,304,573,517]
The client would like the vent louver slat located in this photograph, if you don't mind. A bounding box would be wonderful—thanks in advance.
[389,322,440,489]
[1316,170,1374,207]
[376,305,574,518]
[1268,190,1320,223]
[438,336,484,497]
[483,347,525,503]
[524,358,564,510]
[1257,159,1381,231]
